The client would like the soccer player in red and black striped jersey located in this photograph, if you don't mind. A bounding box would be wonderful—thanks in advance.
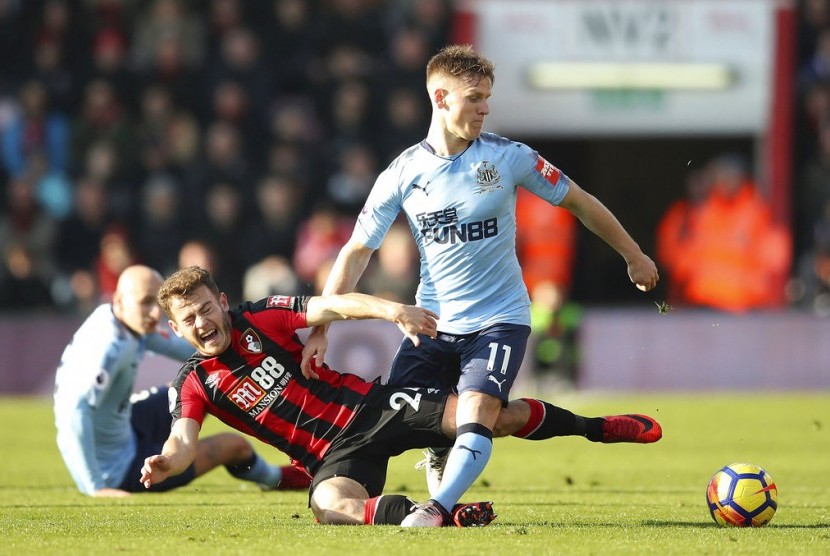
[140,266,661,527]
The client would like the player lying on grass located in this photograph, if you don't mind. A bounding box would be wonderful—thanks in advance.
[140,266,662,526]
[53,265,310,497]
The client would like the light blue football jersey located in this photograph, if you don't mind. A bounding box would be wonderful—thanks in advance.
[352,132,570,334]
[53,304,194,494]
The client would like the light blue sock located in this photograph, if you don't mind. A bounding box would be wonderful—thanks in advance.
[432,427,493,513]
[226,454,283,488]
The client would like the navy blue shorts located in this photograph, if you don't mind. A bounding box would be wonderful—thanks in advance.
[117,386,196,492]
[387,323,531,403]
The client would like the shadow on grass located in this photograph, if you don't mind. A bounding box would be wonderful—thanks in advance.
[642,520,830,530]
[492,519,830,530]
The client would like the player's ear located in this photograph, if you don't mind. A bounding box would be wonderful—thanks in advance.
[111,291,123,317]
[219,292,230,311]
[431,86,448,109]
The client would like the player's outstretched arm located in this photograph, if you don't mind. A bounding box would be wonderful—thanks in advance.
[559,181,659,291]
[301,240,375,379]
[305,293,438,345]
[141,418,200,488]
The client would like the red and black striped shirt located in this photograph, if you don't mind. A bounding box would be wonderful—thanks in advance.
[169,295,377,474]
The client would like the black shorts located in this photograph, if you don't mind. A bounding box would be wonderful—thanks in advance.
[310,386,453,498]
[117,386,196,492]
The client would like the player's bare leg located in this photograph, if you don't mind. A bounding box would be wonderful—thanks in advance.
[193,432,253,476]
[311,476,370,525]
[195,433,311,489]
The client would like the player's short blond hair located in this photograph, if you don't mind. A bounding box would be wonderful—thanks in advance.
[157,266,221,318]
[426,44,495,85]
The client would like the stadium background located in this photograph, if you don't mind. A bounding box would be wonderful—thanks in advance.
[0,0,827,395]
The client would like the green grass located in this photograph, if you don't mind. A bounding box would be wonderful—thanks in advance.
[1,393,829,555]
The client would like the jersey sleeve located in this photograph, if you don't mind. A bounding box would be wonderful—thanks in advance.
[145,328,195,362]
[513,142,571,206]
[245,296,310,337]
[170,365,207,426]
[350,165,403,249]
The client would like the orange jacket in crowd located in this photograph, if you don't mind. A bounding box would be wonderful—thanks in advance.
[516,188,577,297]
[657,179,791,312]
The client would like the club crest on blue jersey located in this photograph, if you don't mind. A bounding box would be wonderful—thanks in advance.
[241,328,263,354]
[474,161,503,194]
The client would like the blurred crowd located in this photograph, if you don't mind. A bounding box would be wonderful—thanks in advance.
[0,0,440,312]
[789,0,830,315]
[3,0,830,321]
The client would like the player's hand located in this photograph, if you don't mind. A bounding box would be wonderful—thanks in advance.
[300,327,325,379]
[92,488,131,498]
[627,253,659,292]
[140,454,172,488]
[394,305,439,346]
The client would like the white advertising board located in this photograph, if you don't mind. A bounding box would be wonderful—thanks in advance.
[471,0,775,136]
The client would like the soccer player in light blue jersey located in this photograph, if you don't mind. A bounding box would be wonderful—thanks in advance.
[54,265,309,497]
[302,45,660,526]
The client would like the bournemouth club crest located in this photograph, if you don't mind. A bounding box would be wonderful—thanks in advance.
[241,328,263,354]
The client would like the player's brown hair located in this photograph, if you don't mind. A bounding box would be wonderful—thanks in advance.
[426,44,495,85]
[157,265,221,318]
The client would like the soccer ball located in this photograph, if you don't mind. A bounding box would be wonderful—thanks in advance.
[706,462,778,527]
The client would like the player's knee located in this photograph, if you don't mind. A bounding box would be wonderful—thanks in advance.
[310,494,360,525]
[223,433,254,463]
[201,433,253,466]
[492,399,530,437]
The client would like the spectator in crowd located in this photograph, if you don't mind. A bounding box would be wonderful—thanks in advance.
[798,117,830,253]
[69,78,134,179]
[53,177,110,290]
[241,174,304,267]
[515,187,580,383]
[199,181,246,304]
[86,27,137,114]
[177,239,216,272]
[655,167,711,306]
[95,224,137,301]
[0,174,57,309]
[656,155,791,312]
[262,0,320,96]
[0,241,54,309]
[324,142,377,216]
[242,255,303,301]
[361,220,419,304]
[292,201,354,287]
[131,0,204,75]
[23,0,89,111]
[135,173,186,275]
[183,120,252,202]
[1,79,69,180]
[791,198,830,315]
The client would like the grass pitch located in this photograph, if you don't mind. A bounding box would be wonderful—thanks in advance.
[1,392,828,555]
